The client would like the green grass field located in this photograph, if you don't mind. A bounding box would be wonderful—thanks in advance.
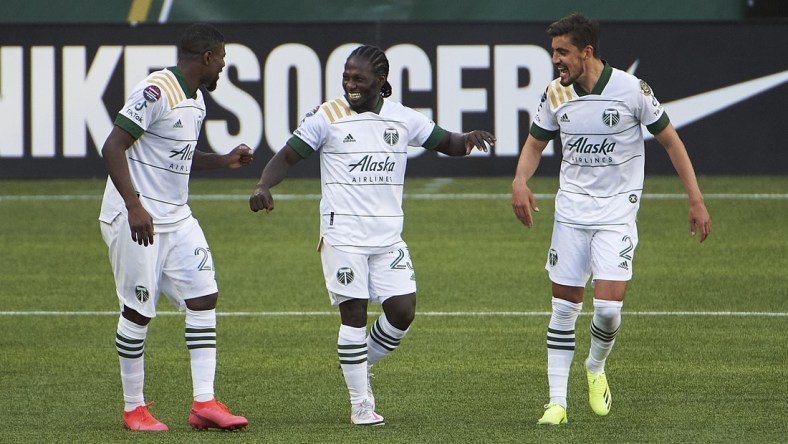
[1,176,786,443]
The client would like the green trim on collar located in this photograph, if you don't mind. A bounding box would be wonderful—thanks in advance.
[574,61,613,97]
[167,66,194,99]
[344,94,385,114]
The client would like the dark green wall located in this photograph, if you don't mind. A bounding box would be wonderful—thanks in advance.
[0,0,749,24]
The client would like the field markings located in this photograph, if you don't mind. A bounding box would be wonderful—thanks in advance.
[2,193,788,202]
[1,311,785,317]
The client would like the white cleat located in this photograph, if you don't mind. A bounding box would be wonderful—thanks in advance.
[351,399,384,426]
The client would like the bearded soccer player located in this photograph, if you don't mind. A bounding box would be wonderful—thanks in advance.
[249,45,495,426]
[511,13,712,425]
[99,23,251,432]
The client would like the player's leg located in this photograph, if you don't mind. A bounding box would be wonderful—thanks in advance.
[163,217,247,430]
[101,215,168,431]
[584,223,637,416]
[321,240,383,425]
[367,246,417,367]
[538,223,592,425]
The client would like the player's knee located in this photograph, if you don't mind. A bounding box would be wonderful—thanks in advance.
[384,293,416,330]
[122,305,151,326]
[185,293,218,311]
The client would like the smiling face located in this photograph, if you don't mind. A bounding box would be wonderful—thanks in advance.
[551,34,591,87]
[342,56,384,112]
[202,43,226,92]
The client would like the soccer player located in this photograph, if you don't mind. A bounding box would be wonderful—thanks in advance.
[511,14,712,425]
[249,45,495,426]
[99,23,251,432]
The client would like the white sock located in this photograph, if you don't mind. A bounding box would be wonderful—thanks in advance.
[586,299,623,374]
[338,324,368,405]
[546,297,582,408]
[367,313,407,366]
[116,316,147,411]
[185,308,216,402]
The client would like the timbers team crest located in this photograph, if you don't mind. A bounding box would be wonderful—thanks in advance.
[336,267,354,285]
[383,128,399,146]
[602,108,620,127]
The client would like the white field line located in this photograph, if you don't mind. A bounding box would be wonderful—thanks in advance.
[1,193,787,202]
[0,311,785,317]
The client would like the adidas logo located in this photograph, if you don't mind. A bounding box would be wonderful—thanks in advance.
[173,119,183,128]
[617,261,629,270]
[343,134,356,143]
[559,113,570,123]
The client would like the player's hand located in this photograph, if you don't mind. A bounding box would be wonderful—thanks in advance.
[464,131,496,155]
[226,144,254,168]
[689,201,711,242]
[249,185,275,213]
[127,202,155,246]
[512,180,539,228]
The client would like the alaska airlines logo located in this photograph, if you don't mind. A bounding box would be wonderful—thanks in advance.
[348,155,396,172]
[566,137,616,154]
[169,143,194,160]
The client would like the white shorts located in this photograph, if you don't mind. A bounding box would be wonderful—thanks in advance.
[319,239,417,306]
[100,213,218,318]
[545,220,638,287]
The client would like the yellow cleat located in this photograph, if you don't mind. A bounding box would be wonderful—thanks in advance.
[537,403,567,425]
[587,370,612,416]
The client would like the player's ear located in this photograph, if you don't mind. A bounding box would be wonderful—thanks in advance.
[202,50,212,66]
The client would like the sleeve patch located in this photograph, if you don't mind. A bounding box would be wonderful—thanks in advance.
[639,80,652,96]
[143,85,162,103]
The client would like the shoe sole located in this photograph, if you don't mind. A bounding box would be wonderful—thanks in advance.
[189,414,248,431]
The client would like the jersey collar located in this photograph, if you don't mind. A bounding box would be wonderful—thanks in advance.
[167,66,195,99]
[344,94,385,114]
[573,61,613,97]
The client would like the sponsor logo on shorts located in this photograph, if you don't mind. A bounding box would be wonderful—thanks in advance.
[629,194,638,203]
[336,267,354,285]
[618,261,629,270]
[135,285,150,303]
[548,248,558,266]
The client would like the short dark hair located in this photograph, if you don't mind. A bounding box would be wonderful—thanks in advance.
[179,23,224,59]
[547,13,600,58]
[347,45,392,98]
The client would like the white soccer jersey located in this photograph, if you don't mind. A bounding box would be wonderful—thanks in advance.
[530,62,670,227]
[288,96,445,253]
[99,67,205,231]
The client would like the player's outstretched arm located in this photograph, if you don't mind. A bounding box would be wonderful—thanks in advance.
[654,123,712,242]
[192,144,253,170]
[435,130,496,157]
[249,145,303,214]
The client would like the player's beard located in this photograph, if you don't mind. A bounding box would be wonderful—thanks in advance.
[206,76,219,92]
[558,64,581,87]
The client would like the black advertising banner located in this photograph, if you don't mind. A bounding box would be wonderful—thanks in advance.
[0,22,786,179]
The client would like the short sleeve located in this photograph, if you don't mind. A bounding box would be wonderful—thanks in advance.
[114,83,168,139]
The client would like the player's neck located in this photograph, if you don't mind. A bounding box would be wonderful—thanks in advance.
[576,58,605,94]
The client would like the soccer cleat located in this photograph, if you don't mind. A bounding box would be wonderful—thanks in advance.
[123,403,169,432]
[537,403,568,425]
[350,399,384,426]
[188,399,248,431]
[587,370,612,416]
